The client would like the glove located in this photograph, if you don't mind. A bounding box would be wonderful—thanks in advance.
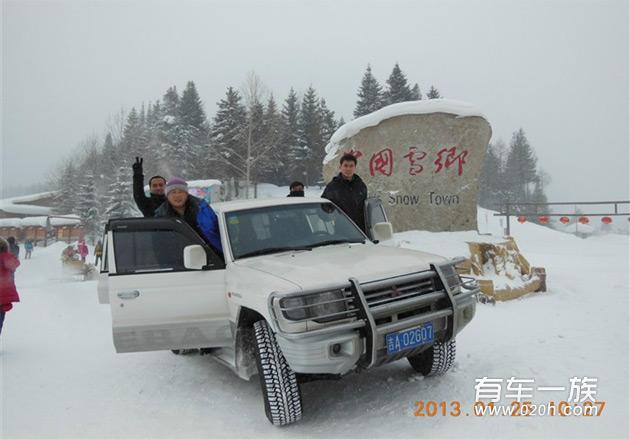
[1,303,13,312]
[132,157,143,174]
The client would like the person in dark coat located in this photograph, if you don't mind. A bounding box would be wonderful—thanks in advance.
[0,237,20,336]
[132,157,167,217]
[287,181,305,197]
[322,153,368,233]
[7,237,19,259]
[154,177,223,254]
[94,240,103,265]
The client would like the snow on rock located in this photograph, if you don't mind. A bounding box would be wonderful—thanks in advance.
[324,99,488,164]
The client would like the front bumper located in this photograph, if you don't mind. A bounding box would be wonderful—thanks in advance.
[272,268,479,375]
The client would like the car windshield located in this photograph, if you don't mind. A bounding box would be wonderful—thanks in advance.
[226,203,367,259]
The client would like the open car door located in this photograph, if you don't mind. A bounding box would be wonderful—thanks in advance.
[106,217,231,353]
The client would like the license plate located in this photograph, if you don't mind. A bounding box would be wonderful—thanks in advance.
[386,323,434,355]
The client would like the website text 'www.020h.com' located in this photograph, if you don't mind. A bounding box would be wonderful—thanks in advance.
[413,400,606,418]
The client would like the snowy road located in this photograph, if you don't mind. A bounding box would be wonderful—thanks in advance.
[1,222,628,438]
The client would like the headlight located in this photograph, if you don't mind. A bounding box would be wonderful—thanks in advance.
[279,290,349,323]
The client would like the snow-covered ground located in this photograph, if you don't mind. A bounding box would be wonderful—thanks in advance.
[1,207,628,438]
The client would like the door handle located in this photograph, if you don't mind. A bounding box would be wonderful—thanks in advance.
[117,290,140,300]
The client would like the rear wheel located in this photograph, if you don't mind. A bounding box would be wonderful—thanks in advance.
[408,339,456,376]
[253,320,302,426]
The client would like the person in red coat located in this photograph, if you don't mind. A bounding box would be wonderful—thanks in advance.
[0,237,20,336]
[78,239,89,263]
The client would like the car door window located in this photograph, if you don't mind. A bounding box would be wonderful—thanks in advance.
[113,229,200,274]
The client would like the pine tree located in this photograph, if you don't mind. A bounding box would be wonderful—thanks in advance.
[105,166,137,219]
[478,143,503,209]
[384,63,413,104]
[178,81,210,178]
[410,83,422,100]
[504,128,538,209]
[280,88,301,183]
[320,98,337,146]
[296,86,323,185]
[120,107,143,163]
[100,133,117,181]
[258,95,284,184]
[158,86,182,175]
[55,161,80,215]
[209,87,247,181]
[354,64,386,118]
[76,172,100,242]
[144,100,163,177]
[426,85,442,99]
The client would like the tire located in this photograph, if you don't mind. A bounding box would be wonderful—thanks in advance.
[253,320,302,426]
[407,339,456,376]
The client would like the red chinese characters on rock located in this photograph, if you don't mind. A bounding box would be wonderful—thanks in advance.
[355,146,469,178]
[434,147,469,176]
[403,147,428,176]
[369,148,394,176]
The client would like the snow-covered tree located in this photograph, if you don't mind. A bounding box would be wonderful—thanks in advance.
[157,86,182,175]
[478,142,503,209]
[280,88,301,183]
[354,65,386,118]
[504,128,538,205]
[75,172,100,243]
[209,86,247,181]
[384,63,413,104]
[105,166,137,219]
[296,86,323,185]
[410,83,422,100]
[120,107,144,163]
[426,85,442,99]
[55,160,80,215]
[257,95,285,185]
[178,81,210,178]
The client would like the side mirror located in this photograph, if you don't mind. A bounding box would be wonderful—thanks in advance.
[183,245,207,270]
[372,222,394,242]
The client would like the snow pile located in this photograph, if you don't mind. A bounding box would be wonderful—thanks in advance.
[324,99,488,164]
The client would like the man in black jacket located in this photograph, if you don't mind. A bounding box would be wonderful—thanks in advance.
[132,157,166,217]
[322,153,368,233]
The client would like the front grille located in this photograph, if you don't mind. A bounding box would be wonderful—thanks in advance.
[362,272,439,309]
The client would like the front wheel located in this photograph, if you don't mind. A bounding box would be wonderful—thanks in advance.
[253,320,302,426]
[407,339,456,376]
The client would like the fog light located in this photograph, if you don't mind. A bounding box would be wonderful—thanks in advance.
[332,343,341,355]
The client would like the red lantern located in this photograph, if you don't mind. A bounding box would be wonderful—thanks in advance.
[560,216,570,224]
[601,217,612,224]
[538,216,550,224]
[517,216,526,223]
[579,216,590,224]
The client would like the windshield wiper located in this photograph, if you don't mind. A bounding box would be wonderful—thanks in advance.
[308,239,366,249]
[238,246,313,259]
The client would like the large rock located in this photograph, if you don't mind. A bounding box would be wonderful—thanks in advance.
[323,100,492,232]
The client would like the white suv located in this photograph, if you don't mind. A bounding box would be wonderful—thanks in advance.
[97,197,478,426]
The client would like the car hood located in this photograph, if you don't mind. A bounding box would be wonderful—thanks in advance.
[233,243,448,290]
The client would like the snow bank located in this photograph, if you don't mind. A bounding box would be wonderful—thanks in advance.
[324,99,488,164]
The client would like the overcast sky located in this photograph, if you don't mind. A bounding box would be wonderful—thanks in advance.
[2,0,628,202]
